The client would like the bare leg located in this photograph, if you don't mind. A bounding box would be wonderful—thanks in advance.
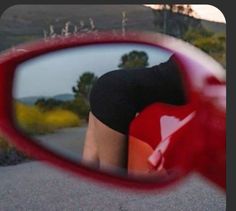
[92,113,128,173]
[83,112,128,174]
[82,112,99,167]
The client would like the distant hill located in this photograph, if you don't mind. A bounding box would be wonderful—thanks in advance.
[53,94,74,101]
[0,5,225,51]
[18,96,45,105]
[201,20,226,34]
[18,93,74,105]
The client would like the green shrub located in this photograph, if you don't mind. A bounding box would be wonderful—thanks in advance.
[183,27,226,67]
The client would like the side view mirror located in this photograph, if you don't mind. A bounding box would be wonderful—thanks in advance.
[0,31,225,191]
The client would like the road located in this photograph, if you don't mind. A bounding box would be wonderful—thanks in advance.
[0,126,225,211]
[0,161,225,211]
[35,126,87,162]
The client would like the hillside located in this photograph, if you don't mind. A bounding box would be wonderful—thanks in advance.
[0,5,226,51]
[18,94,74,105]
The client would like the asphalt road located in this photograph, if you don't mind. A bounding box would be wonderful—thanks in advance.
[35,127,87,162]
[0,161,225,211]
[1,127,225,210]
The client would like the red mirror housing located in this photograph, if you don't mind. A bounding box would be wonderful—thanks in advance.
[0,31,226,190]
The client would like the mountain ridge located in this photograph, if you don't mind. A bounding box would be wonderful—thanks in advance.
[18,93,74,105]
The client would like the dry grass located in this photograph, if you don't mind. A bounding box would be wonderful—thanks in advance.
[43,12,128,40]
[0,136,11,151]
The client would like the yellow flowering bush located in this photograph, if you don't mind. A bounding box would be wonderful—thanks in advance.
[15,103,80,134]
[43,109,80,130]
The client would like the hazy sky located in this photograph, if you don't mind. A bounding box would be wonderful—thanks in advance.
[145,4,226,23]
[14,44,171,98]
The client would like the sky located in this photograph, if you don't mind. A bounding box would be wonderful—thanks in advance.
[14,44,171,98]
[145,4,226,23]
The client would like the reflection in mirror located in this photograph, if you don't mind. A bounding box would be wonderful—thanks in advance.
[13,43,179,180]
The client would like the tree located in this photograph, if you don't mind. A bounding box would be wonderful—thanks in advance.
[152,4,197,37]
[35,98,64,111]
[183,27,214,42]
[183,28,226,67]
[72,72,98,103]
[118,50,149,69]
[64,97,90,119]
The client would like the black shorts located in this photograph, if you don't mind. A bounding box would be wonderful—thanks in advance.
[89,56,186,135]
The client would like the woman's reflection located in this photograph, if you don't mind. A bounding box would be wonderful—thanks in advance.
[82,55,187,175]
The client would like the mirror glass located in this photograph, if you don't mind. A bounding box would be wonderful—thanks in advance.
[13,43,181,180]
